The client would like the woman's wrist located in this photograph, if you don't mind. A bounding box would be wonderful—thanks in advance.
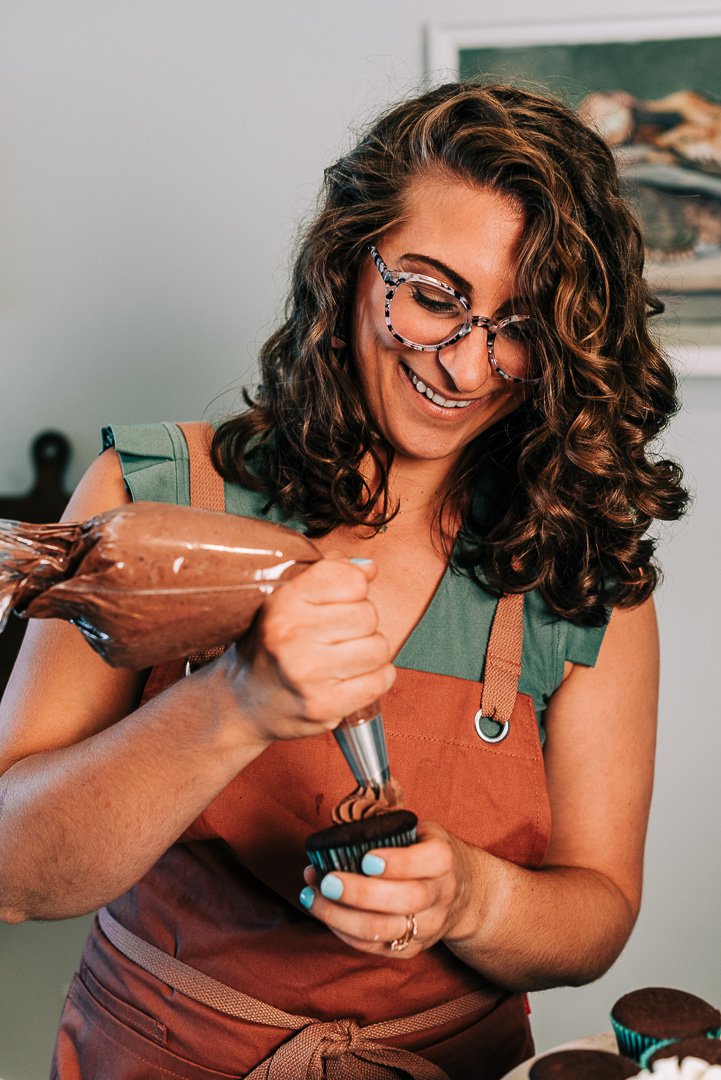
[441,837,501,947]
[176,658,274,766]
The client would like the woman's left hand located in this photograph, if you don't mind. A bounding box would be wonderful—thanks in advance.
[299,820,473,958]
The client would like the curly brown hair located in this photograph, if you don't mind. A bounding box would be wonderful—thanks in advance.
[212,81,688,626]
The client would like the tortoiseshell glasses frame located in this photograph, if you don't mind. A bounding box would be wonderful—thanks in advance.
[368,245,540,384]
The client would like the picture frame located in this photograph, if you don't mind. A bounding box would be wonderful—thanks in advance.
[426,15,721,376]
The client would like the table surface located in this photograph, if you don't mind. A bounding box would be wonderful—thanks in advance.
[501,1032,622,1079]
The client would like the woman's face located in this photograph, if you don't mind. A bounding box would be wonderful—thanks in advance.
[351,173,528,469]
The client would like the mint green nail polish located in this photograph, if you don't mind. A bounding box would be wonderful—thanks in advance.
[299,886,315,910]
[320,874,344,900]
[350,557,373,565]
[362,853,386,876]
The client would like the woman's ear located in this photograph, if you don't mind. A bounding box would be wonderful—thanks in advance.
[331,336,347,351]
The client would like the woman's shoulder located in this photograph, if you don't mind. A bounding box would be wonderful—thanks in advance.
[101,421,304,528]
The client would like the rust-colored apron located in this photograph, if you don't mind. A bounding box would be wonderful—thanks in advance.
[51,424,552,1080]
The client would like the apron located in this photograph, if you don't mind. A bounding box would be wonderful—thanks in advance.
[51,424,552,1080]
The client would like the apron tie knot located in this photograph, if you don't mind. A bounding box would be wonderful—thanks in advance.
[252,1016,451,1079]
[317,1017,362,1060]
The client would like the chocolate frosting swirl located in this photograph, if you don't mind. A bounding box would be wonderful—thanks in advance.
[331,779,405,824]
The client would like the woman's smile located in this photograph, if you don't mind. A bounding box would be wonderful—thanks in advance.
[398,360,488,416]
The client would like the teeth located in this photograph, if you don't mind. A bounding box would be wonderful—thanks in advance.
[406,365,471,409]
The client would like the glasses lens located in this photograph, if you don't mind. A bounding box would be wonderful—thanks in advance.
[389,280,467,347]
[493,318,537,381]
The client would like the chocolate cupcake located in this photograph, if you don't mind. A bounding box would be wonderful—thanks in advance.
[529,1049,639,1078]
[305,810,418,876]
[611,988,721,1064]
[643,1037,721,1070]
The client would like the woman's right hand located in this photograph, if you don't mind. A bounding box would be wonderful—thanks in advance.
[207,556,396,748]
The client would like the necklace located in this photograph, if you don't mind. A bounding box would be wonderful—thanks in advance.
[375,493,447,533]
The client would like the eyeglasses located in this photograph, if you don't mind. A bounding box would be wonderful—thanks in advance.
[368,245,540,384]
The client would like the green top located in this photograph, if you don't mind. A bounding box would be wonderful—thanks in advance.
[102,421,608,738]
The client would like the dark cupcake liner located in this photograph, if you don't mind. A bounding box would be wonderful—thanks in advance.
[306,823,417,876]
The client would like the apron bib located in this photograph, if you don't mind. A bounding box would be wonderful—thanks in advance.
[52,424,552,1080]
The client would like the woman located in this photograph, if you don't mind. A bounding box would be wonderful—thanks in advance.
[0,82,687,1079]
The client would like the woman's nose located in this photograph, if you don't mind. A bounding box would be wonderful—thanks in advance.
[436,327,495,395]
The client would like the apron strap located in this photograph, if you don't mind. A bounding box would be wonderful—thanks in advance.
[479,592,524,727]
[176,421,225,512]
[98,907,500,1080]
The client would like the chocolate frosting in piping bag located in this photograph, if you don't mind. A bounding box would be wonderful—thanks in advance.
[0,503,320,668]
[0,501,406,808]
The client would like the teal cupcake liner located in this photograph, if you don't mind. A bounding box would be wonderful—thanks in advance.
[638,1039,682,1070]
[611,1016,721,1067]
[306,824,417,877]
[611,1014,664,1064]
[638,1032,721,1071]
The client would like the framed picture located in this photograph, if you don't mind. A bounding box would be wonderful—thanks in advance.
[427,15,721,375]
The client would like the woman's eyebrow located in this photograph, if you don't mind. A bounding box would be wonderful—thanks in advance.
[399,252,526,312]
[399,253,474,297]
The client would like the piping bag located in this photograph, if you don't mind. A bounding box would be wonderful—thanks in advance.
[0,502,404,813]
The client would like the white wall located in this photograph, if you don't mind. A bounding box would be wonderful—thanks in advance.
[1,3,720,1078]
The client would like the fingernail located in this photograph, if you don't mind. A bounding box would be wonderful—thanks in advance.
[299,886,316,910]
[319,874,344,900]
[361,853,386,876]
[350,557,373,566]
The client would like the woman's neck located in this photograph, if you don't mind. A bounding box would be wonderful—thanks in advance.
[360,452,461,539]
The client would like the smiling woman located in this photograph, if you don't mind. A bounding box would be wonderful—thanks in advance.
[350,181,529,470]
[0,82,688,1080]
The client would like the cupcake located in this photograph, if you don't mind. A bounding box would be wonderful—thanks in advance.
[305,810,418,876]
[529,1049,639,1078]
[611,989,721,1064]
[643,1039,721,1071]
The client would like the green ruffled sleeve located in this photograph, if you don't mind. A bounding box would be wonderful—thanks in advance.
[563,618,609,668]
[101,422,191,506]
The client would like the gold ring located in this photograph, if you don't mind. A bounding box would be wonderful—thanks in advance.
[389,913,418,952]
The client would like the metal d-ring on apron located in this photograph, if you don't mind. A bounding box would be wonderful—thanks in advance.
[473,591,524,745]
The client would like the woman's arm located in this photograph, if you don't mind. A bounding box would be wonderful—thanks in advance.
[300,596,659,990]
[0,452,394,923]
[0,450,266,921]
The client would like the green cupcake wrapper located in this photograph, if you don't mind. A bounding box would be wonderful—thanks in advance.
[611,1016,721,1067]
[306,825,417,876]
[638,1030,721,1070]
[638,1038,682,1070]
[611,1015,662,1064]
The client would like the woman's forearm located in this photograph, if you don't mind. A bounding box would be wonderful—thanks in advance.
[0,668,266,923]
[444,843,638,991]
